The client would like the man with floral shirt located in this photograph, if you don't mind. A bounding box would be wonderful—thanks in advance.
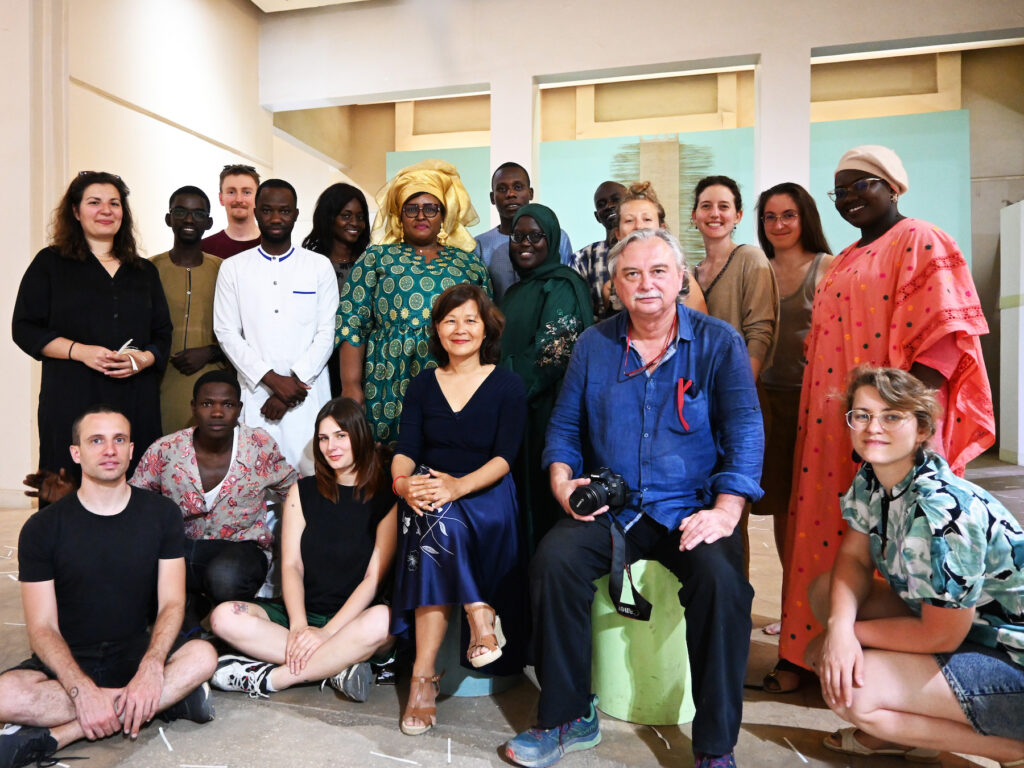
[131,370,296,631]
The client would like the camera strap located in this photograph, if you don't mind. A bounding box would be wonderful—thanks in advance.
[608,519,652,622]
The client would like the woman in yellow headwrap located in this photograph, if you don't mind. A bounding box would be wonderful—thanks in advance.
[336,160,492,444]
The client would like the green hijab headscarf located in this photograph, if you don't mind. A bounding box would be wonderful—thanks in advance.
[501,203,593,354]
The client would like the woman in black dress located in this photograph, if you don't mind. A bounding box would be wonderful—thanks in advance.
[209,397,397,701]
[13,171,172,483]
[391,284,527,736]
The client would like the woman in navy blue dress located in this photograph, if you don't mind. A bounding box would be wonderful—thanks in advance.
[390,284,526,736]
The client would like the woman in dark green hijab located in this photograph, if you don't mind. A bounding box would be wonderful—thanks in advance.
[500,203,593,548]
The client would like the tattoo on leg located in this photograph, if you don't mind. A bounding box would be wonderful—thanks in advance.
[231,602,249,615]
[67,685,79,699]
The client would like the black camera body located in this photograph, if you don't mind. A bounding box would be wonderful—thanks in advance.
[569,467,629,517]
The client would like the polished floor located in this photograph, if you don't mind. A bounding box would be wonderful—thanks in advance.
[0,454,1019,767]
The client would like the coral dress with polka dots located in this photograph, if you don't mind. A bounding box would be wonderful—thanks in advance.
[778,217,995,669]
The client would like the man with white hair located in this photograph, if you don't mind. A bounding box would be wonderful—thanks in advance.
[505,229,764,768]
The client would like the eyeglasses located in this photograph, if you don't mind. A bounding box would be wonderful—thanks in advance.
[402,203,442,219]
[828,177,885,202]
[336,210,367,224]
[762,211,799,225]
[845,409,913,431]
[169,206,210,222]
[510,230,547,244]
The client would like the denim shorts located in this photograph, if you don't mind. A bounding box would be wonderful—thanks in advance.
[935,641,1024,741]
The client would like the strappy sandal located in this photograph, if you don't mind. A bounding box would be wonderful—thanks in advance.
[466,604,506,669]
[762,659,812,694]
[1000,759,1024,767]
[823,728,939,762]
[400,671,443,736]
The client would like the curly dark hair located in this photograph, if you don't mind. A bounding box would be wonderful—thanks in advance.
[755,182,832,259]
[51,172,140,266]
[428,284,504,366]
[312,397,390,503]
[302,183,370,257]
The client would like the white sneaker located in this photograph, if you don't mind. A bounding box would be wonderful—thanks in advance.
[211,655,274,698]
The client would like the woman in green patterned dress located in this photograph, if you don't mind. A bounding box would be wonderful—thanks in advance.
[336,160,491,444]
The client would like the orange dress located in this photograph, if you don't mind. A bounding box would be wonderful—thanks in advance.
[779,218,995,668]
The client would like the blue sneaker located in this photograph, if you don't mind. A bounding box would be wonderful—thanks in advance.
[504,695,601,767]
[694,751,737,768]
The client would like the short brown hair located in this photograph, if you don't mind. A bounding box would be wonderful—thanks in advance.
[428,284,504,366]
[845,366,940,439]
[71,404,130,445]
[219,164,260,190]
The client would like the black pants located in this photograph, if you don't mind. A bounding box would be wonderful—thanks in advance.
[183,539,268,622]
[529,514,753,756]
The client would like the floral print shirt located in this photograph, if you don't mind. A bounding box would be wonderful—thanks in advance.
[842,452,1024,667]
[130,424,297,548]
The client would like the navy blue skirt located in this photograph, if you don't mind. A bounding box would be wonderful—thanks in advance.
[391,471,527,675]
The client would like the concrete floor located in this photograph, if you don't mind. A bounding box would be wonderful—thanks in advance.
[0,455,1020,768]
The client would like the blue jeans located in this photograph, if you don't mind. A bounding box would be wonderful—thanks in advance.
[936,641,1024,741]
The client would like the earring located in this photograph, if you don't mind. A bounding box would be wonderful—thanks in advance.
[890,193,898,203]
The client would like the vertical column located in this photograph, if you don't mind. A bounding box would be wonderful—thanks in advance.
[999,201,1024,465]
[755,45,811,192]
[488,70,536,228]
[0,1,66,499]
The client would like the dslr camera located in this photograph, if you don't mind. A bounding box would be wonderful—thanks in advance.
[569,467,629,517]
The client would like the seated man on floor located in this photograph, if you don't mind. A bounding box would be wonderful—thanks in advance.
[504,229,764,768]
[0,406,217,768]
[131,370,297,631]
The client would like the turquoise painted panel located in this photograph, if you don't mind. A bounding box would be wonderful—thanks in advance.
[539,130,757,264]
[810,110,972,262]
[385,147,492,239]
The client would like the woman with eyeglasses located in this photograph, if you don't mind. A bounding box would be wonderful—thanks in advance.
[336,160,491,445]
[303,183,372,397]
[778,145,995,684]
[805,367,1023,767]
[498,204,592,548]
[13,171,172,490]
[752,182,834,687]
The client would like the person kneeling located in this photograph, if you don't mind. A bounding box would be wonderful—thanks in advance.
[209,398,396,702]
[807,367,1024,768]
[0,407,217,768]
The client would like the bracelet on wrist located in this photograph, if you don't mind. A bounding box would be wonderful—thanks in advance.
[68,342,76,360]
[392,475,408,495]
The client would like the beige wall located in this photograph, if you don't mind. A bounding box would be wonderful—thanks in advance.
[1,0,346,495]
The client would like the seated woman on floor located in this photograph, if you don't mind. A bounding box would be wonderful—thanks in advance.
[209,397,397,703]
[807,366,1024,767]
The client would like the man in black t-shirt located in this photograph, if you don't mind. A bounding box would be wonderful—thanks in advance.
[0,407,218,768]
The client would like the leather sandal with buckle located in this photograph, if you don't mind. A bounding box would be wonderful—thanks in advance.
[466,604,506,669]
[400,671,443,736]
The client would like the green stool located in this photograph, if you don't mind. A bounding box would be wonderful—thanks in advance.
[591,560,695,725]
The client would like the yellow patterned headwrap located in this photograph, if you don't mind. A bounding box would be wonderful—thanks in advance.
[372,159,479,253]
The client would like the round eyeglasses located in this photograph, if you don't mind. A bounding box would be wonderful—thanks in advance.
[845,409,913,431]
[828,177,886,202]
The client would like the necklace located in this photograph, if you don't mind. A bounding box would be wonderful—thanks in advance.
[623,313,678,377]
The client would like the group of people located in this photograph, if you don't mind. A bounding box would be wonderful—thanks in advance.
[1,147,1021,768]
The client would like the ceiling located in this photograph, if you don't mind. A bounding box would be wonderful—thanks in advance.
[249,0,369,12]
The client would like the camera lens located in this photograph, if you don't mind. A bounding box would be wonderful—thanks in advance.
[569,483,608,516]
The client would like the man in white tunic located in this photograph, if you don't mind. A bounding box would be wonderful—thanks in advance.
[213,179,338,476]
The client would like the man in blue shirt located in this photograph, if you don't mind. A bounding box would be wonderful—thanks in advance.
[504,229,764,768]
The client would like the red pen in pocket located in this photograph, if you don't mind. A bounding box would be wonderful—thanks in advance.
[677,378,692,431]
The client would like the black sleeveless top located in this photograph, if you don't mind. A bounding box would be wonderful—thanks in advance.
[296,476,396,615]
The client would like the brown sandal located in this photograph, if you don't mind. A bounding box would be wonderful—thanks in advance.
[466,604,506,668]
[400,672,443,736]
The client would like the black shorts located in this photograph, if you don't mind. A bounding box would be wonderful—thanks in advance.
[4,632,187,689]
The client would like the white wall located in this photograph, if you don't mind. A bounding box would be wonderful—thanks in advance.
[259,0,1024,192]
[0,0,345,495]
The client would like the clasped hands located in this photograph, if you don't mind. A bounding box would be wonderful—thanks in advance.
[396,470,464,515]
[261,371,310,420]
[76,344,151,378]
